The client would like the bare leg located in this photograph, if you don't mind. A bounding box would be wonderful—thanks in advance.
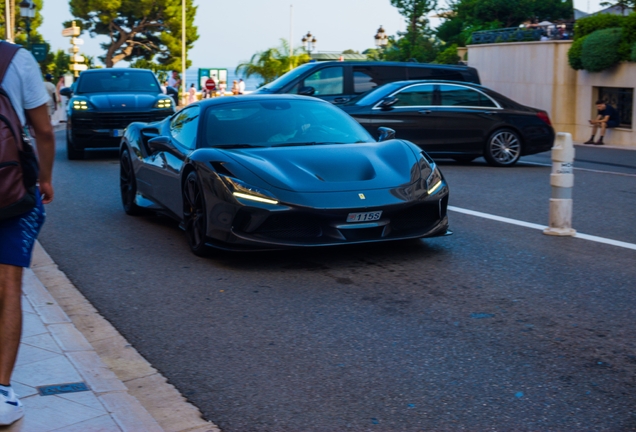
[591,124,599,136]
[0,264,23,385]
[600,122,607,136]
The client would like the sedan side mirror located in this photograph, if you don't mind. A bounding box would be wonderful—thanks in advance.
[378,127,396,142]
[148,136,178,154]
[378,96,399,110]
[298,86,315,96]
[60,87,73,97]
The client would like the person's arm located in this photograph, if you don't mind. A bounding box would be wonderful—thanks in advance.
[25,104,55,204]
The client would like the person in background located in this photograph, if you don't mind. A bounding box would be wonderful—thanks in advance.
[43,74,57,123]
[188,83,197,104]
[54,75,67,123]
[167,70,181,89]
[218,80,227,96]
[0,41,55,427]
[231,80,239,95]
[584,100,620,146]
[238,78,245,95]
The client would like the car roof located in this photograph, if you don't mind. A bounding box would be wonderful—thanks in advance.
[79,68,155,75]
[304,61,473,70]
[194,94,329,107]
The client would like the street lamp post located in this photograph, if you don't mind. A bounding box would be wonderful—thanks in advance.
[301,31,317,53]
[181,0,186,106]
[374,25,388,50]
[19,0,36,50]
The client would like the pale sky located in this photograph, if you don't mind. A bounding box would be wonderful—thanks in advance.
[39,0,604,69]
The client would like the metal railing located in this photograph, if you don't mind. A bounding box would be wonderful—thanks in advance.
[471,24,574,45]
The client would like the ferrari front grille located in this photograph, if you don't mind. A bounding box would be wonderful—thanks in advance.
[252,213,322,240]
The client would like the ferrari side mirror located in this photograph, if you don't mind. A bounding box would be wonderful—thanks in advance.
[378,127,396,142]
[298,86,315,96]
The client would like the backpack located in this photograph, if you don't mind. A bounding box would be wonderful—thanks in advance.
[0,41,40,221]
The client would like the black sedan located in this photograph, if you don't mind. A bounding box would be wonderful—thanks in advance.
[341,80,555,167]
[119,95,450,255]
[61,69,175,160]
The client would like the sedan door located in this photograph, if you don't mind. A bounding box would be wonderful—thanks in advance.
[370,83,441,148]
[425,84,502,154]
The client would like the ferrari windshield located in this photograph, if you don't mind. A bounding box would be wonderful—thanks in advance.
[203,99,375,148]
[76,71,161,94]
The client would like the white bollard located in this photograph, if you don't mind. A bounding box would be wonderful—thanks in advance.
[544,132,576,236]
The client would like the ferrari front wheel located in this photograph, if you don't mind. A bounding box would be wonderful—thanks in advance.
[183,171,209,256]
[120,149,145,216]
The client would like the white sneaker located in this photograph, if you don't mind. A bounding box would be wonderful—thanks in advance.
[0,386,24,425]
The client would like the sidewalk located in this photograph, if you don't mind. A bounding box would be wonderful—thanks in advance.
[2,243,219,432]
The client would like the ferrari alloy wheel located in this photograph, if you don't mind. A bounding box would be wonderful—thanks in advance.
[484,129,522,167]
[66,124,84,160]
[120,149,144,216]
[183,171,209,256]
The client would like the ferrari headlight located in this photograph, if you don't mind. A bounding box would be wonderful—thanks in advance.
[426,166,443,195]
[220,176,279,205]
[72,100,88,110]
[155,98,172,109]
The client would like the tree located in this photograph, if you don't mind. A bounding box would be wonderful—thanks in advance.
[236,39,310,87]
[387,0,439,62]
[69,0,199,68]
[599,0,635,14]
[436,0,573,46]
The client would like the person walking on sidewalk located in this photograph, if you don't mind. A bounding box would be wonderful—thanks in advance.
[584,100,620,145]
[0,41,55,426]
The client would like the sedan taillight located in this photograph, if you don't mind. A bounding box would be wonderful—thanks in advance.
[537,111,552,126]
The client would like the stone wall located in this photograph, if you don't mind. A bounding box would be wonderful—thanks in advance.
[468,40,635,148]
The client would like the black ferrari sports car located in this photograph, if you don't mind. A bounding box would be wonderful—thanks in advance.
[340,80,555,167]
[61,69,175,160]
[120,95,450,254]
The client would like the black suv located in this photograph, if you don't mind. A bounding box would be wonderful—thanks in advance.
[254,61,481,104]
[61,69,175,160]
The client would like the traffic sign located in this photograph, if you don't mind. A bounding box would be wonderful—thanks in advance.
[69,64,87,72]
[71,37,84,45]
[205,78,216,91]
[62,26,81,37]
[68,46,80,54]
[71,55,85,63]
[31,43,48,62]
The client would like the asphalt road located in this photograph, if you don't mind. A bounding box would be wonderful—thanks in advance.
[39,130,636,431]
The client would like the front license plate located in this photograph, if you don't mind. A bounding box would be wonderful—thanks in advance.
[111,129,125,137]
[347,211,382,223]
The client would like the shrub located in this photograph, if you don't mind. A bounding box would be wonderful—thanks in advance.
[574,14,625,40]
[568,35,587,70]
[581,28,623,72]
[631,42,636,62]
[435,44,460,64]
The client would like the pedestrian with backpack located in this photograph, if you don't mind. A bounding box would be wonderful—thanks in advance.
[0,41,55,426]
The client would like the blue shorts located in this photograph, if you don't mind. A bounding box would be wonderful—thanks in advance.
[0,189,46,268]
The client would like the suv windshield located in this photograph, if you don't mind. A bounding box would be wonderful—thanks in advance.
[257,63,315,92]
[203,99,374,148]
[76,71,160,94]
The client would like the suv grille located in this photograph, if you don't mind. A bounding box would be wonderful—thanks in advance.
[73,112,168,130]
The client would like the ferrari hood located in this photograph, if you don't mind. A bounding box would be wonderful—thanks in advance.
[85,93,159,111]
[224,140,420,193]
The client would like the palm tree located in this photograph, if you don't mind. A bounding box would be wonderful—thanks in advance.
[236,39,310,87]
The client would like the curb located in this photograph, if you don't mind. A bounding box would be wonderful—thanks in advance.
[29,242,220,432]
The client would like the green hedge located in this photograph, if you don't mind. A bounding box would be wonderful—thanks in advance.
[581,28,623,72]
[568,35,587,70]
[631,42,636,62]
[573,14,625,40]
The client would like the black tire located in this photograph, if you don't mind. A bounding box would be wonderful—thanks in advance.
[119,149,145,216]
[484,129,522,167]
[453,156,477,164]
[66,125,84,160]
[183,171,209,256]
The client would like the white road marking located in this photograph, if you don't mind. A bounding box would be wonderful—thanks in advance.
[519,161,636,177]
[448,206,636,251]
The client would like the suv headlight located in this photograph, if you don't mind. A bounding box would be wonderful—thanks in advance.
[155,98,173,109]
[220,176,279,205]
[72,99,88,110]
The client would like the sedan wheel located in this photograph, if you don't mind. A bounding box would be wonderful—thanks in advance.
[120,149,145,216]
[183,171,209,256]
[484,129,522,167]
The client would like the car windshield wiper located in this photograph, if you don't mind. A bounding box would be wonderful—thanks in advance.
[214,144,260,149]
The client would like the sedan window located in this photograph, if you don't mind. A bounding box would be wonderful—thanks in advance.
[170,106,200,150]
[393,84,436,107]
[438,85,497,108]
